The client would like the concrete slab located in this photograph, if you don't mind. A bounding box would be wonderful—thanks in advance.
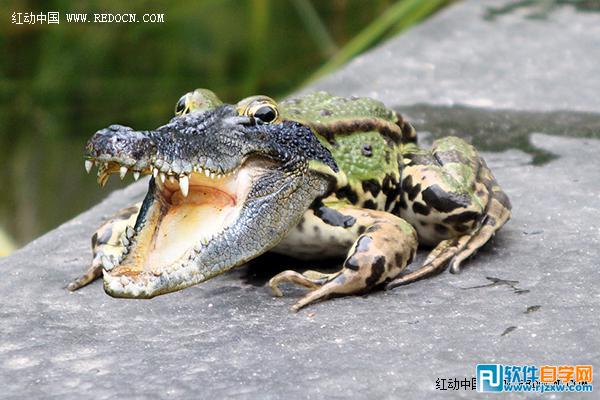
[1,1,598,398]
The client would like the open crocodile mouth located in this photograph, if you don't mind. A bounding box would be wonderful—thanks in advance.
[89,158,269,297]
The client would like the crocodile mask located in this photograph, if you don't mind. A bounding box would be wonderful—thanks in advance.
[86,104,337,298]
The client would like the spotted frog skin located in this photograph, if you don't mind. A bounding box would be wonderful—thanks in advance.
[69,90,511,311]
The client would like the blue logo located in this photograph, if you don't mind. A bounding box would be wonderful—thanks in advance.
[477,364,504,392]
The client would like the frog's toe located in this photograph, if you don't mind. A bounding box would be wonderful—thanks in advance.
[67,258,103,291]
[268,270,339,298]
[289,273,361,312]
[386,235,471,289]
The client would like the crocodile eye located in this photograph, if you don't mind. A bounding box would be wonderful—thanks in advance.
[253,105,277,123]
[175,95,187,116]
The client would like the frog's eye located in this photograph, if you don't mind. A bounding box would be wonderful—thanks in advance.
[237,96,280,124]
[253,105,278,123]
[174,95,188,116]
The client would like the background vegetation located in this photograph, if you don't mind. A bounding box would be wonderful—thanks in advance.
[0,0,451,252]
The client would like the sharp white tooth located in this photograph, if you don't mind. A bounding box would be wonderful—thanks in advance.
[169,175,176,183]
[197,166,203,173]
[210,172,215,179]
[126,226,135,239]
[119,166,128,179]
[84,160,93,173]
[101,255,114,271]
[204,169,210,177]
[179,175,189,197]
[153,168,159,178]
[160,173,166,183]
[133,171,140,181]
[122,236,130,246]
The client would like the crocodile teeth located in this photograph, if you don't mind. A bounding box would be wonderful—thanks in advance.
[160,173,166,183]
[84,160,93,173]
[119,166,128,179]
[126,226,135,239]
[101,255,115,271]
[204,169,210,177]
[153,168,159,178]
[133,171,140,181]
[179,175,189,197]
[168,175,176,184]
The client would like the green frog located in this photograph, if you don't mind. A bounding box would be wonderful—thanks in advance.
[69,89,511,311]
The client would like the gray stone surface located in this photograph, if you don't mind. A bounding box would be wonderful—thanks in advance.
[309,0,600,113]
[2,1,599,399]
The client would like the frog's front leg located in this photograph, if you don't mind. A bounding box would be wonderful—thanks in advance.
[387,136,511,288]
[67,203,141,291]
[269,207,418,311]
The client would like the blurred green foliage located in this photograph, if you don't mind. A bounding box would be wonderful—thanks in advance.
[0,0,450,248]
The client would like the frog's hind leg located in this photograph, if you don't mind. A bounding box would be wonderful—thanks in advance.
[269,207,418,311]
[388,137,511,289]
[67,204,141,291]
[447,184,511,273]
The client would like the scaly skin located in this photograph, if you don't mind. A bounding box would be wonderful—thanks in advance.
[70,89,511,311]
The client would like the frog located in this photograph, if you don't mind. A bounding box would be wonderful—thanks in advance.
[68,89,511,311]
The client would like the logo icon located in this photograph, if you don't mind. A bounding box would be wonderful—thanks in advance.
[477,364,504,392]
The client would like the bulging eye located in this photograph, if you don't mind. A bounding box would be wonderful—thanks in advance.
[253,105,277,123]
[236,95,280,124]
[174,95,187,116]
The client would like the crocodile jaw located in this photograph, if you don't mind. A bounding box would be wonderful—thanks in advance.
[102,162,262,298]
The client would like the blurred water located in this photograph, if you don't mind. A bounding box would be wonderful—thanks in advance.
[1,0,397,248]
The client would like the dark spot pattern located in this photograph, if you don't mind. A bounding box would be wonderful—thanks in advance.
[401,175,421,201]
[399,120,417,143]
[382,174,400,211]
[398,196,408,210]
[361,179,381,197]
[493,190,512,209]
[412,202,430,216]
[312,118,403,145]
[365,256,386,287]
[314,205,356,228]
[336,185,359,205]
[394,252,403,267]
[421,184,471,213]
[357,225,366,235]
[443,211,481,225]
[362,200,377,210]
[454,224,470,233]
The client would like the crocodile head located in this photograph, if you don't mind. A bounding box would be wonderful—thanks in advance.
[85,91,337,298]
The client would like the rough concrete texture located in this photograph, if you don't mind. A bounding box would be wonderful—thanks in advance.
[1,1,599,399]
